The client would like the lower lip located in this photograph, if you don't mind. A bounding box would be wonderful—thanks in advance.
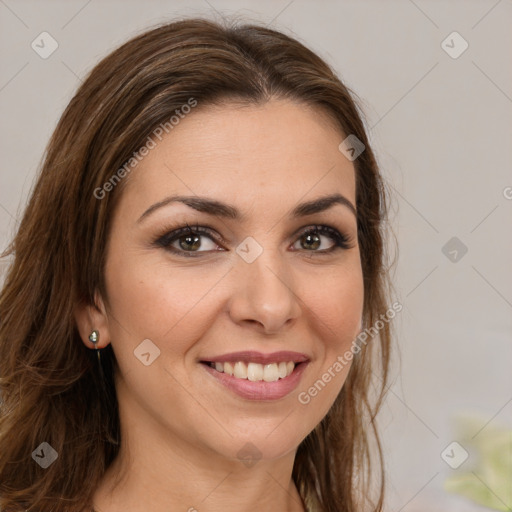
[201,362,309,401]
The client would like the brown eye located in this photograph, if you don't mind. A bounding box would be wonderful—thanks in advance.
[155,224,223,257]
[177,233,202,251]
[292,225,352,253]
[300,232,323,250]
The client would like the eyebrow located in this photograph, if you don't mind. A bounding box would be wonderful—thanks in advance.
[137,192,356,223]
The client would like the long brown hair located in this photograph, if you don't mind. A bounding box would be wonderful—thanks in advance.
[0,17,395,512]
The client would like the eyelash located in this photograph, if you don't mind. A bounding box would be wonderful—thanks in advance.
[154,222,353,258]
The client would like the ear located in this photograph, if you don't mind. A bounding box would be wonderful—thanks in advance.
[74,291,111,350]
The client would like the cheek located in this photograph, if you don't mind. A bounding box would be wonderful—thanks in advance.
[295,264,363,412]
[302,262,364,346]
[104,252,227,350]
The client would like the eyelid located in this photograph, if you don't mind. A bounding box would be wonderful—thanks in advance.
[293,224,354,250]
[154,223,226,248]
[153,222,354,256]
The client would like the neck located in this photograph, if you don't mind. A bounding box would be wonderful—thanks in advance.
[93,441,306,512]
[92,381,306,512]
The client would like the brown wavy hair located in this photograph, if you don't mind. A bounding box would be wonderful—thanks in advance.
[0,17,395,512]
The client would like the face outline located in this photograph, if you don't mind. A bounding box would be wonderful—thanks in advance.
[78,98,364,472]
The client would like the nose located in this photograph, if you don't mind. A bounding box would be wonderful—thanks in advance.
[227,246,301,334]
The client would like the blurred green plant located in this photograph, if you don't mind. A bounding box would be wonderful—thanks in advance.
[444,412,512,511]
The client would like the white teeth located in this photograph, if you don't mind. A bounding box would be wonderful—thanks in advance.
[208,361,296,381]
[223,361,234,376]
[278,362,288,379]
[233,361,247,379]
[263,363,279,382]
[247,362,263,382]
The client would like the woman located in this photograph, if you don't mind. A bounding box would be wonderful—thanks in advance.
[0,17,395,512]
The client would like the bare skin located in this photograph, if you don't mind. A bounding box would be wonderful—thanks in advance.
[75,99,364,512]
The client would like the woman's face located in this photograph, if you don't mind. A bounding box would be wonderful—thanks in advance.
[96,99,364,464]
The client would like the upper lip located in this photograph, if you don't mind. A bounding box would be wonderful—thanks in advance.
[200,351,310,365]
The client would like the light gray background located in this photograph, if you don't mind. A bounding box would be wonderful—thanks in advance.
[1,1,511,510]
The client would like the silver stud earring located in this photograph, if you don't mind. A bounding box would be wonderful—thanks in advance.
[88,329,101,363]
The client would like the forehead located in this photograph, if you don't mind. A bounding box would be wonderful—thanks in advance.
[121,99,356,218]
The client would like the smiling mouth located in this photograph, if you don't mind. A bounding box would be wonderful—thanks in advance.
[200,360,301,382]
